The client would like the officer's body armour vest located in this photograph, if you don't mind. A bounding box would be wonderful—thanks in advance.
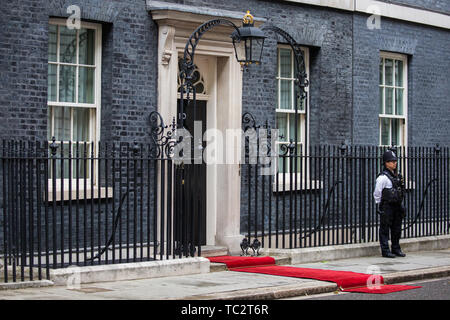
[379,169,405,205]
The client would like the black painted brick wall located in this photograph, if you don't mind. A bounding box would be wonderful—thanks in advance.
[0,0,159,255]
[352,13,450,146]
[175,0,355,144]
[0,0,449,247]
[0,0,49,141]
[166,0,449,233]
[0,0,158,143]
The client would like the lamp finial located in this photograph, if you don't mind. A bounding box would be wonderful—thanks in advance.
[243,10,254,25]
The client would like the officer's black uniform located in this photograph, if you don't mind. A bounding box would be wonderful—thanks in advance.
[374,150,406,258]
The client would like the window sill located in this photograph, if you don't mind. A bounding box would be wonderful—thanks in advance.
[48,187,113,202]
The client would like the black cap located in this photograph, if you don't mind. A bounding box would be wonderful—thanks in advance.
[383,149,398,163]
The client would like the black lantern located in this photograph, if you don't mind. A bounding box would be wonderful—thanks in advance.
[231,11,266,65]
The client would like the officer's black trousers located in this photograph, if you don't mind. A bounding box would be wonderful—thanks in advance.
[379,204,403,253]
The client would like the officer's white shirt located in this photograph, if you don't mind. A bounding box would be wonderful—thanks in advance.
[373,174,393,204]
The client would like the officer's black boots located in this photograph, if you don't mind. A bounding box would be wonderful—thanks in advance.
[382,251,396,258]
[392,249,406,257]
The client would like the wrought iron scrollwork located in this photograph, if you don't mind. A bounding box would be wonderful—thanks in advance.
[242,112,261,162]
[240,237,262,256]
[149,111,177,158]
[240,238,250,256]
[242,112,260,132]
[402,177,438,231]
[260,25,309,156]
[49,136,58,156]
[259,119,273,159]
[174,242,197,257]
[250,238,261,256]
[262,25,309,100]
[178,19,241,129]
[241,113,273,256]
[177,59,206,95]
[298,179,343,241]
[180,19,240,84]
[279,139,296,157]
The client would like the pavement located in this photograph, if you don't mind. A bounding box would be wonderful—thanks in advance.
[1,248,450,300]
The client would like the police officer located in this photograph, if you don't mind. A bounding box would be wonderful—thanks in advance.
[373,149,406,258]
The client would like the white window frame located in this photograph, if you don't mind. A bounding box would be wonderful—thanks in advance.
[379,52,412,187]
[275,44,309,158]
[274,44,316,191]
[379,51,408,148]
[47,18,102,195]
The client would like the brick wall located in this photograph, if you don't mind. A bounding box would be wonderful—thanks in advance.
[352,13,450,146]
[166,0,450,147]
[2,0,448,146]
[0,0,158,143]
[0,0,159,257]
[173,0,355,145]
[0,0,449,246]
[0,0,49,141]
[165,0,449,233]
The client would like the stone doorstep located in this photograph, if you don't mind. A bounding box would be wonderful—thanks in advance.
[49,257,210,286]
[198,246,228,258]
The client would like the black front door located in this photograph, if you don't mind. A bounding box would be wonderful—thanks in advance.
[176,99,207,247]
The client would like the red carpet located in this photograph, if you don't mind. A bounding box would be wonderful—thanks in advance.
[207,255,276,268]
[230,265,422,294]
[207,256,421,294]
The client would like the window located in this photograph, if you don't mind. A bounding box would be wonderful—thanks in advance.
[47,19,102,180]
[276,45,309,173]
[379,52,407,146]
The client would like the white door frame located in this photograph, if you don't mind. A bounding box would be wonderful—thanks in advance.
[153,13,245,253]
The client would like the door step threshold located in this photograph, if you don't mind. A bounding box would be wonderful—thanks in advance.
[198,246,228,258]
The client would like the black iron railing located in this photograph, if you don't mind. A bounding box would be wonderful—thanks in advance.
[0,136,202,283]
[1,135,449,282]
[240,138,450,252]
